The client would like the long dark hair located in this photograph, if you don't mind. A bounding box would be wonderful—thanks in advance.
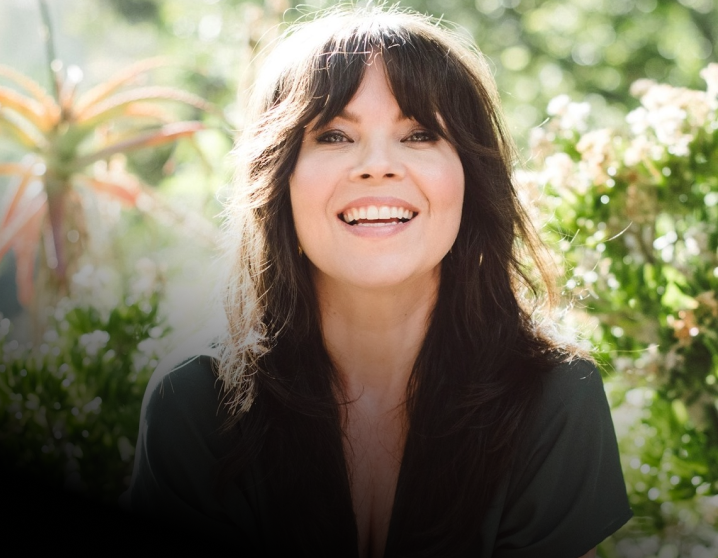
[217,7,575,556]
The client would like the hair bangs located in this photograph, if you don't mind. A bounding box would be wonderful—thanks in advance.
[299,22,448,139]
[381,39,449,140]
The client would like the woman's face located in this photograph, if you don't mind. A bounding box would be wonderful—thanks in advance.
[289,62,464,292]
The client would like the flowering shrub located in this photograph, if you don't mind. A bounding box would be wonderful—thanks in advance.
[523,65,718,554]
[0,262,169,503]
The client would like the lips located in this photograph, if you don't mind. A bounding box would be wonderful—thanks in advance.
[340,204,416,225]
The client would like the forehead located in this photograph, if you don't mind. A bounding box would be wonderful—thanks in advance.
[307,52,445,136]
[340,63,403,116]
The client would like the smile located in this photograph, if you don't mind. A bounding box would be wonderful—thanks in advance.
[340,205,416,225]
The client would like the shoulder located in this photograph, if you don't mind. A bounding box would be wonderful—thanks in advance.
[127,343,266,552]
[514,357,616,474]
[144,351,219,408]
[531,358,608,428]
[140,341,224,427]
[133,341,232,486]
[487,358,632,557]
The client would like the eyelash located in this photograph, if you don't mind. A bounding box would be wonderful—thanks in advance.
[402,129,438,143]
[315,129,438,144]
[316,131,351,143]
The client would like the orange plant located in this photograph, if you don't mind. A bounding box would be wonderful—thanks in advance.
[0,56,213,308]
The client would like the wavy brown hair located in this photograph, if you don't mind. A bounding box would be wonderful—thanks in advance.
[217,6,574,556]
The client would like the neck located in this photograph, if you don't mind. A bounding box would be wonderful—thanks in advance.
[314,269,439,408]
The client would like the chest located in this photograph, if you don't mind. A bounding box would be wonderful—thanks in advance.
[343,410,406,558]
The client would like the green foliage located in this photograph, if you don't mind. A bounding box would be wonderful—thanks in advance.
[0,284,169,503]
[524,65,718,552]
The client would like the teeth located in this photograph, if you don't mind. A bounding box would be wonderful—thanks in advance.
[341,205,415,224]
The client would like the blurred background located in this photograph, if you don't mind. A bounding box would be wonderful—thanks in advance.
[1,0,717,556]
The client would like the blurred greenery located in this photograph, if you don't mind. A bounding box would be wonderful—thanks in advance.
[0,272,169,503]
[1,0,717,556]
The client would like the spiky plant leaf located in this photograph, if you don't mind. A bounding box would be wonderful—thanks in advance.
[11,200,46,307]
[0,64,59,121]
[76,86,211,127]
[0,188,46,263]
[75,174,141,206]
[73,121,205,168]
[0,86,51,131]
[0,111,45,149]
[74,57,170,114]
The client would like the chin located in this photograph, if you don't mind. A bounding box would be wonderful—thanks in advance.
[317,261,442,292]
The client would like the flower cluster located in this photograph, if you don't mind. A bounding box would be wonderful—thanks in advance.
[521,64,718,545]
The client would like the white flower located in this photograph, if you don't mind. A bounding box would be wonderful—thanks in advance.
[623,135,665,166]
[629,78,656,99]
[79,330,110,356]
[684,225,709,256]
[529,127,555,160]
[627,99,695,157]
[700,62,718,108]
[130,258,160,299]
[650,105,693,156]
[626,107,650,136]
[547,94,571,116]
[576,128,613,156]
[547,95,591,132]
[541,152,580,193]
[71,264,119,312]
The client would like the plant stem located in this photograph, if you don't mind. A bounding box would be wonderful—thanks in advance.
[37,0,60,103]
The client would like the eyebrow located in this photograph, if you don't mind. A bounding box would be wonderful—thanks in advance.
[336,108,360,123]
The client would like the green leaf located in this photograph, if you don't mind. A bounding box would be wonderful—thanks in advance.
[661,283,698,311]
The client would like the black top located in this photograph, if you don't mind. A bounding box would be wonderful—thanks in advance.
[125,351,632,557]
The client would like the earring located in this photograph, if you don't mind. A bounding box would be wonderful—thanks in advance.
[298,244,304,256]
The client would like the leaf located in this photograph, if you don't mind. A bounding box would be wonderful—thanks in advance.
[73,121,205,168]
[75,86,212,127]
[0,164,36,229]
[0,188,46,264]
[0,110,44,150]
[671,399,689,425]
[0,64,59,122]
[0,162,32,177]
[121,102,176,123]
[11,200,46,307]
[662,283,698,311]
[75,174,142,206]
[74,57,171,115]
[0,86,53,131]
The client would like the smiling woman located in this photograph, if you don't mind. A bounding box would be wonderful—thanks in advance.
[126,6,632,557]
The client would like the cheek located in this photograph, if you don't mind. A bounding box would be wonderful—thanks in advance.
[289,182,311,241]
[289,166,331,246]
[436,163,465,224]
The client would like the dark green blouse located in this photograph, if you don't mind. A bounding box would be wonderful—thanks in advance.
[126,352,632,557]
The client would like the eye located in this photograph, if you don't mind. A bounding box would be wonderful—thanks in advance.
[316,130,352,144]
[402,129,438,143]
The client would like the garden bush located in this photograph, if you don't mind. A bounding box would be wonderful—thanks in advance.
[524,64,718,556]
[0,261,169,504]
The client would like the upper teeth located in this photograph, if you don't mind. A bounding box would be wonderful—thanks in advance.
[342,205,415,223]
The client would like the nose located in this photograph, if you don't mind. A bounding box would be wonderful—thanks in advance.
[350,139,405,182]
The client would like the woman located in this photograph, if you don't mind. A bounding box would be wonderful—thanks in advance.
[127,7,632,557]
